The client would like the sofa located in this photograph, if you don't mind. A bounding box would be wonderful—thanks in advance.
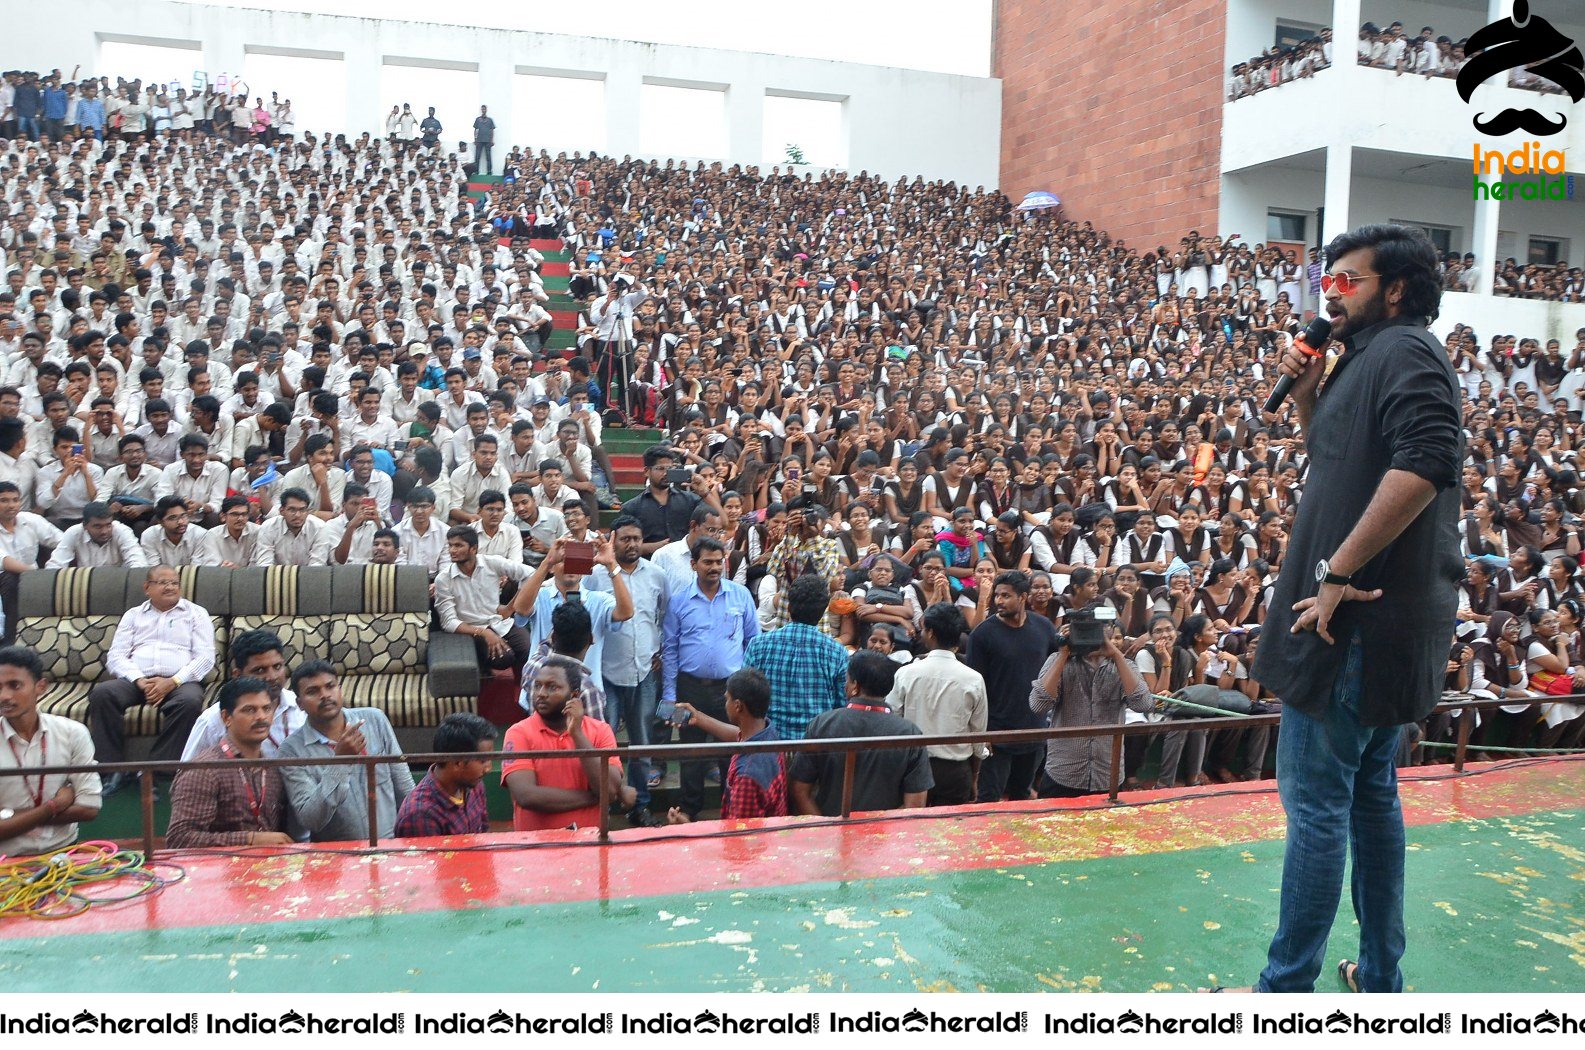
[16,565,482,754]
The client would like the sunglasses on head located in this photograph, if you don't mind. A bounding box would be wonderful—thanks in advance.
[1320,271,1380,296]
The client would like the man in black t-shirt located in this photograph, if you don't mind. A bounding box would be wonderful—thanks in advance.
[967,570,1062,803]
[790,652,933,816]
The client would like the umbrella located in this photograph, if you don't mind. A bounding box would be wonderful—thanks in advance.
[1017,190,1062,211]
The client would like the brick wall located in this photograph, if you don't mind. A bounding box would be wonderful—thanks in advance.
[996,0,1226,251]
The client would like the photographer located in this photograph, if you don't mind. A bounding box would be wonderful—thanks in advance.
[1028,602,1155,797]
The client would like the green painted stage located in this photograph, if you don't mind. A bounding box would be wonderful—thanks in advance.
[2,758,1582,993]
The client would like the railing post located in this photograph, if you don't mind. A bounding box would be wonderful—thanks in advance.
[597,756,611,842]
[1108,730,1123,803]
[1454,706,1473,772]
[839,750,857,819]
[365,760,379,848]
[139,768,156,859]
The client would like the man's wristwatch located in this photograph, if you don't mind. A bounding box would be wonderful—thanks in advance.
[1315,559,1353,587]
[0,808,14,821]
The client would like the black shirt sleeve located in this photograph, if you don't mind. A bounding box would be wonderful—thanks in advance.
[1378,335,1462,490]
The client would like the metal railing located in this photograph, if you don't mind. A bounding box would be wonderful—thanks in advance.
[0,694,1573,856]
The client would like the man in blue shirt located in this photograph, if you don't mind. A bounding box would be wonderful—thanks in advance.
[75,84,106,140]
[661,535,760,819]
[511,533,632,685]
[41,78,67,140]
[13,73,41,140]
[588,515,671,827]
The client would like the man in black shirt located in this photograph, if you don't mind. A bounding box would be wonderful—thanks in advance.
[790,652,932,816]
[967,570,1062,802]
[1249,225,1462,995]
[625,444,719,556]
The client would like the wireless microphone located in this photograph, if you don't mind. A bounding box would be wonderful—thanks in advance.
[1263,316,1334,416]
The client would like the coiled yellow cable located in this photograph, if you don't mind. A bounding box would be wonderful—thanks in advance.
[0,841,184,920]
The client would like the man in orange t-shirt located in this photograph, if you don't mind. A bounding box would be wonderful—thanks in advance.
[502,655,633,832]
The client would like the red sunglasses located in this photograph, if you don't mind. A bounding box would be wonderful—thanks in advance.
[1320,271,1380,296]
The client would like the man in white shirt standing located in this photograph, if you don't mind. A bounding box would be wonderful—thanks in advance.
[0,645,102,858]
[46,501,147,568]
[89,566,216,793]
[889,603,988,807]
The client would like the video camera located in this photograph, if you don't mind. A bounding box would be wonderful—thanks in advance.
[1064,603,1118,650]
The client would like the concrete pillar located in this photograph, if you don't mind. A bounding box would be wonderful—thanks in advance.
[605,68,642,160]
[201,28,246,91]
[478,36,513,161]
[1488,0,1514,22]
[1472,195,1500,297]
[727,81,764,166]
[1322,144,1352,247]
[1331,0,1361,67]
[345,43,382,140]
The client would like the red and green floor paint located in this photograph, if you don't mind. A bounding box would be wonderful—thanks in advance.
[1,759,1581,992]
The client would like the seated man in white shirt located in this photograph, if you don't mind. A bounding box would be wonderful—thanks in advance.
[0,479,64,643]
[103,433,160,534]
[396,485,447,578]
[155,434,229,528]
[35,424,104,529]
[345,444,394,522]
[474,489,524,563]
[180,628,305,761]
[204,494,262,567]
[89,565,217,792]
[47,501,148,568]
[255,486,324,566]
[140,495,217,568]
[312,483,380,566]
[434,524,535,673]
[0,645,102,858]
[279,433,347,521]
[345,387,399,451]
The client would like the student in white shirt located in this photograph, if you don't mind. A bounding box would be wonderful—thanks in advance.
[46,502,147,568]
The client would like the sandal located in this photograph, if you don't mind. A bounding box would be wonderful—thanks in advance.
[1337,959,1361,993]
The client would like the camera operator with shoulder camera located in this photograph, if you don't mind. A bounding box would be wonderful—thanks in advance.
[1028,602,1155,797]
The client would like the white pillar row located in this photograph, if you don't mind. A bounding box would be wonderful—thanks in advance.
[604,68,642,159]
[1322,144,1352,248]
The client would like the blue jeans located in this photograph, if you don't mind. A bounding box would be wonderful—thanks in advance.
[1259,636,1407,992]
[17,115,39,139]
[608,669,662,811]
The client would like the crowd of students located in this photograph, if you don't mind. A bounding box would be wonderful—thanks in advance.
[0,52,1582,850]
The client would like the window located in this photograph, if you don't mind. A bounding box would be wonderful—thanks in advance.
[99,39,203,94]
[640,83,727,160]
[1266,211,1307,242]
[1276,21,1326,49]
[243,51,346,138]
[513,73,605,155]
[380,62,480,143]
[1528,237,1568,267]
[1390,220,1458,255]
[763,94,846,169]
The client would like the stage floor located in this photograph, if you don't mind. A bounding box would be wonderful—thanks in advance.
[2,758,1582,993]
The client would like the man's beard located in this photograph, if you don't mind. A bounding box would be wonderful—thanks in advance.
[1331,289,1388,341]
